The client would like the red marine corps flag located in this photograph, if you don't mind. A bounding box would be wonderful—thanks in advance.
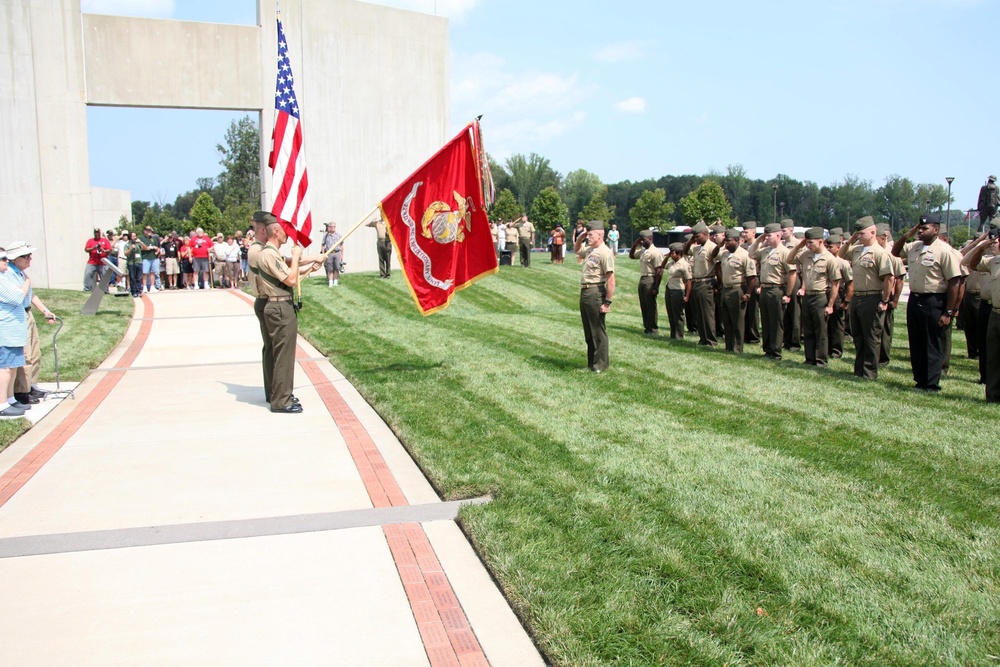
[379,120,499,315]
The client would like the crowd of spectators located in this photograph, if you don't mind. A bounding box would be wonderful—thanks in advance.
[91,226,256,297]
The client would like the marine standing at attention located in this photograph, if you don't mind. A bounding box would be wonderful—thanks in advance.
[630,230,663,335]
[685,221,718,346]
[660,243,692,340]
[575,221,616,373]
[839,216,895,380]
[748,222,797,360]
[787,228,841,367]
[711,228,756,353]
[256,216,302,413]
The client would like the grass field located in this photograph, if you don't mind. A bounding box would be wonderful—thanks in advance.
[296,258,998,666]
[0,289,133,454]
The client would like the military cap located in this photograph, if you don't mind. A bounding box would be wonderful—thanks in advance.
[639,230,653,238]
[919,213,942,226]
[725,228,741,240]
[668,242,685,253]
[586,220,604,231]
[5,241,35,259]
[709,223,726,235]
[826,234,843,245]
[875,222,891,236]
[691,221,709,235]
[854,215,876,231]
[990,175,997,182]
[793,231,804,239]
[804,227,825,240]
[829,227,844,236]
[742,220,757,230]
[683,233,693,241]
[763,222,781,234]
[779,218,795,229]
[252,210,279,225]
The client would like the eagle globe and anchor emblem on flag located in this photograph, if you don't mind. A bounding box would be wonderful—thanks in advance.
[380,121,499,315]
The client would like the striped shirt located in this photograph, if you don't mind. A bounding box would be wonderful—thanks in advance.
[0,269,27,347]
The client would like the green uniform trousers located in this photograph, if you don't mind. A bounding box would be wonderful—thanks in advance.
[254,297,272,403]
[519,238,532,267]
[580,285,609,371]
[744,287,760,344]
[828,298,847,359]
[666,289,686,340]
[638,276,659,334]
[377,240,392,277]
[850,293,884,380]
[720,287,746,353]
[263,299,298,410]
[691,279,717,346]
[879,305,896,367]
[802,293,829,366]
[783,274,802,349]
[760,285,785,358]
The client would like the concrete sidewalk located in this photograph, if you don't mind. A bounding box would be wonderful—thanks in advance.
[0,290,543,666]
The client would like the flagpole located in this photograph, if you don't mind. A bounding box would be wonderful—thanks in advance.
[317,204,381,259]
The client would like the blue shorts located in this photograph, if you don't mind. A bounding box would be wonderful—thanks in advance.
[142,258,160,275]
[0,345,25,369]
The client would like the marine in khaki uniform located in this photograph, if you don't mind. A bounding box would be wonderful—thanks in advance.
[575,221,616,372]
[748,222,797,359]
[960,237,994,384]
[839,216,895,380]
[685,221,718,346]
[366,218,393,278]
[741,220,761,344]
[780,219,803,351]
[629,230,663,335]
[711,228,756,352]
[892,214,962,391]
[247,212,279,406]
[504,223,518,259]
[876,223,907,367]
[516,216,535,268]
[659,243,692,340]
[788,227,841,366]
[962,227,1000,402]
[255,215,302,413]
[824,234,854,359]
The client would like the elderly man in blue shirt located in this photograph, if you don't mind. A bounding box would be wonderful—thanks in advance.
[0,246,32,417]
[6,242,56,405]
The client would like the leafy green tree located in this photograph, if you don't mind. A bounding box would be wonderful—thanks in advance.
[505,153,560,212]
[132,200,149,226]
[216,115,261,208]
[579,186,615,223]
[189,192,223,234]
[629,188,675,231]
[678,180,733,226]
[530,187,569,233]
[217,202,255,238]
[561,169,603,223]
[487,153,510,194]
[829,174,875,228]
[489,188,521,223]
[947,225,970,248]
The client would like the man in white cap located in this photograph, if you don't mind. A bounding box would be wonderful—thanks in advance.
[5,242,56,404]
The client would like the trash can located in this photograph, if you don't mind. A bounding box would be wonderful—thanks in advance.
[499,250,512,266]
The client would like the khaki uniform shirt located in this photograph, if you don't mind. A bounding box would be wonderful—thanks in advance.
[967,265,986,294]
[902,238,961,293]
[718,246,756,287]
[689,240,718,279]
[846,243,892,292]
[490,226,498,243]
[247,241,267,298]
[505,226,518,244]
[753,244,795,286]
[578,243,615,285]
[888,253,907,281]
[799,248,839,292]
[639,245,664,278]
[832,255,853,285]
[517,221,535,239]
[665,257,692,290]
[977,255,1000,306]
[255,245,293,298]
[367,219,389,242]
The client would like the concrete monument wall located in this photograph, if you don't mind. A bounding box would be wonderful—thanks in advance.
[91,187,132,234]
[0,0,448,287]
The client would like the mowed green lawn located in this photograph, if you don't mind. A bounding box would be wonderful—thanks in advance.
[297,257,998,667]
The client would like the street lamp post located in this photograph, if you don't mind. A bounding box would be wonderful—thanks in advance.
[780,202,785,220]
[968,208,976,237]
[945,177,954,234]
[772,184,778,224]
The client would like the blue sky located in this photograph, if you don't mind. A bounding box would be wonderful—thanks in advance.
[84,0,999,214]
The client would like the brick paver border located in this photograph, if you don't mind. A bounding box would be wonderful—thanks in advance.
[0,296,154,508]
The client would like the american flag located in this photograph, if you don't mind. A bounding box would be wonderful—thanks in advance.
[268,17,313,247]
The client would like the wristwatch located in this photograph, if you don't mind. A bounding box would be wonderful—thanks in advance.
[603,299,613,306]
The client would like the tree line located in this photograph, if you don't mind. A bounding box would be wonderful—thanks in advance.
[488,155,972,247]
[124,115,971,249]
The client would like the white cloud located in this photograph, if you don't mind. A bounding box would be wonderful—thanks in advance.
[361,0,480,21]
[594,41,646,63]
[81,0,174,18]
[615,97,647,113]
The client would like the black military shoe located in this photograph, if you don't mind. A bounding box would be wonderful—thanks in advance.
[270,403,303,414]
